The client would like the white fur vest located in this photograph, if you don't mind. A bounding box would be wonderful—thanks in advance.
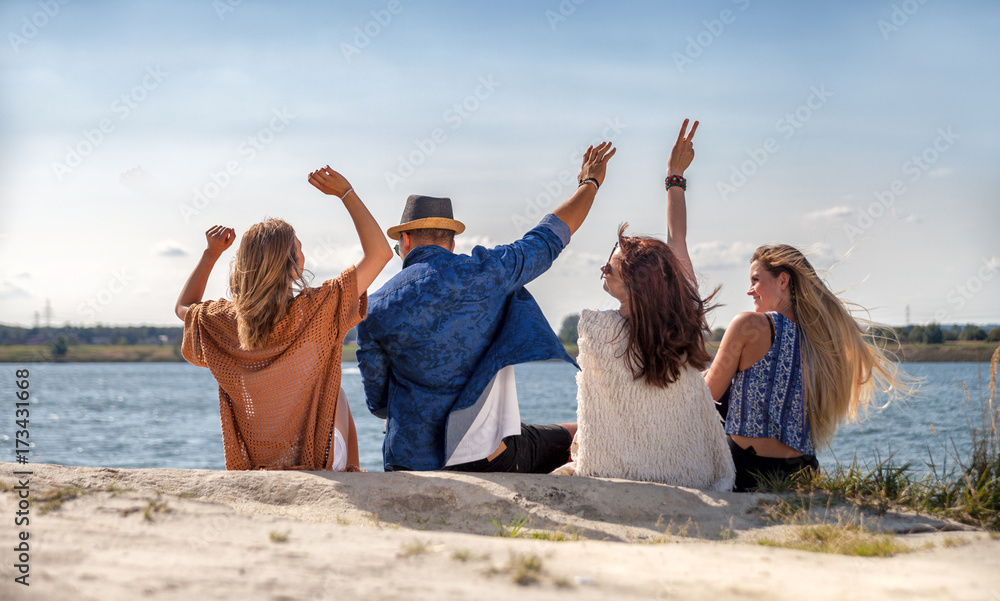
[573,309,736,492]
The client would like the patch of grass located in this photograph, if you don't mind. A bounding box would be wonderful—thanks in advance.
[452,549,489,562]
[0,480,13,492]
[758,518,908,557]
[719,517,736,541]
[143,498,171,522]
[105,482,134,496]
[37,485,87,514]
[269,530,290,543]
[484,553,560,587]
[656,516,700,539]
[749,345,1000,532]
[399,539,430,558]
[508,553,543,586]
[335,515,351,526]
[490,513,530,538]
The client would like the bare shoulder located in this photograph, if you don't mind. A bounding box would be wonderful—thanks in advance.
[727,312,771,342]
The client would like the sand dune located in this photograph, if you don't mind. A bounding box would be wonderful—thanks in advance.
[1,462,998,600]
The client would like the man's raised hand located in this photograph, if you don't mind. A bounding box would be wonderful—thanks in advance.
[578,141,617,188]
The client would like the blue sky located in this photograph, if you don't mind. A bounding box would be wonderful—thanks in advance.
[1,0,998,330]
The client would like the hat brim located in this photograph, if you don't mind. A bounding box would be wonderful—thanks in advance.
[387,217,466,240]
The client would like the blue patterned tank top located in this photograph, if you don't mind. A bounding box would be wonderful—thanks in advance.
[724,312,814,455]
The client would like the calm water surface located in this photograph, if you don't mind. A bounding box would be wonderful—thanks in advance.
[1,362,994,474]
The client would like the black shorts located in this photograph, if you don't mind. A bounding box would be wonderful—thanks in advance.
[444,423,573,474]
[728,436,819,492]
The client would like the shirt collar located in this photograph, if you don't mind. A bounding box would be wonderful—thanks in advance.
[402,244,452,268]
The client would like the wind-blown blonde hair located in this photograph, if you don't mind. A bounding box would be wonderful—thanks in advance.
[230,218,309,350]
[752,244,915,447]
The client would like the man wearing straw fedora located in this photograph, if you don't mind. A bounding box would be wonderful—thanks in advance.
[358,143,616,472]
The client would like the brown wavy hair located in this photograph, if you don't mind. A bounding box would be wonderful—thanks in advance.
[616,224,718,387]
[229,218,310,350]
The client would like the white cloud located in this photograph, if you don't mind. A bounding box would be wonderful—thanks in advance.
[690,241,756,270]
[0,281,31,299]
[151,240,189,257]
[927,167,954,178]
[803,205,853,222]
[903,214,921,224]
[454,235,495,254]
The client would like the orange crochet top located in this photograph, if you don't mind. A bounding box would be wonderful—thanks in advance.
[182,266,366,471]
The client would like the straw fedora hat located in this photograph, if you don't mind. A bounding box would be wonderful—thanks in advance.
[386,195,466,240]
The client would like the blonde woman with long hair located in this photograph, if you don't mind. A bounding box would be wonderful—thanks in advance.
[175,166,392,471]
[704,244,913,491]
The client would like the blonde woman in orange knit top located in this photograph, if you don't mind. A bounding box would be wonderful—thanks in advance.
[175,166,392,471]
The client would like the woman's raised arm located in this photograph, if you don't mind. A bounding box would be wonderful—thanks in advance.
[308,166,392,296]
[174,225,236,321]
[666,119,698,283]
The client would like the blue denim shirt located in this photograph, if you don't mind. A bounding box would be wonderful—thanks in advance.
[357,214,575,471]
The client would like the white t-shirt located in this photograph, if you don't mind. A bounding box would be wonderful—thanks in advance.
[445,365,521,466]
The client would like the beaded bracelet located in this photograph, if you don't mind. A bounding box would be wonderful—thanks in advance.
[578,177,599,191]
[664,175,687,191]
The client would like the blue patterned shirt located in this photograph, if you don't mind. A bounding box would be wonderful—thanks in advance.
[357,214,575,471]
[725,312,815,455]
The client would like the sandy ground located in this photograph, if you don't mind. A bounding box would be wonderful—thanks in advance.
[1,462,998,600]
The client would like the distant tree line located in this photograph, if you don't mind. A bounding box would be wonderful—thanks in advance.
[0,325,184,346]
[554,315,1000,346]
[0,324,361,346]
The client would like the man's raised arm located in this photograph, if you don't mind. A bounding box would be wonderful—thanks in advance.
[552,141,616,236]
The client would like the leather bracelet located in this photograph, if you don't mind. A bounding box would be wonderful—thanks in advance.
[665,175,686,191]
[578,177,599,191]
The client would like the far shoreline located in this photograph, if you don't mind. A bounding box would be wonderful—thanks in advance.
[0,342,997,364]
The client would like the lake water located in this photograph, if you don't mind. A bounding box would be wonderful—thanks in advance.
[2,362,995,474]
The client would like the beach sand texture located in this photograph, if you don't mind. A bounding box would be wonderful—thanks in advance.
[1,462,998,600]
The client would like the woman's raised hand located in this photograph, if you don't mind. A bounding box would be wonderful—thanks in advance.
[577,141,617,187]
[205,225,236,257]
[667,119,698,176]
[308,166,354,198]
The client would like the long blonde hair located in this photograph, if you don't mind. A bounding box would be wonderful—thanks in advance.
[230,218,309,350]
[752,244,915,447]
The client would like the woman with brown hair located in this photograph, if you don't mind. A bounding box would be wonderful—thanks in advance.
[175,166,392,472]
[565,120,735,491]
